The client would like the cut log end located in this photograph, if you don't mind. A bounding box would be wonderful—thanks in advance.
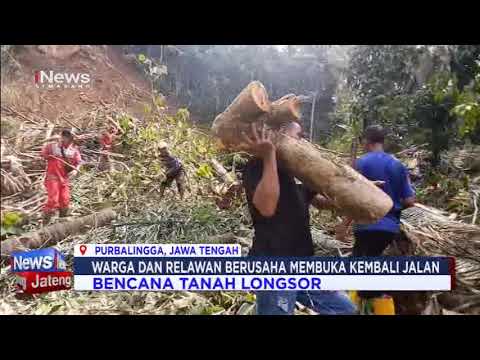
[250,82,270,112]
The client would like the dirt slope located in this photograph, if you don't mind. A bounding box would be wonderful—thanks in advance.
[1,45,152,125]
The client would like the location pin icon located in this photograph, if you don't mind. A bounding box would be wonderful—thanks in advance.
[79,245,87,255]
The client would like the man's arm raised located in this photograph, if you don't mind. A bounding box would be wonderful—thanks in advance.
[242,123,280,218]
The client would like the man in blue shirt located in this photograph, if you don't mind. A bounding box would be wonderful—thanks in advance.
[340,125,416,310]
[353,125,416,253]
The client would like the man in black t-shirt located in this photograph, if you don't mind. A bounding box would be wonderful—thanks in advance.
[241,122,356,315]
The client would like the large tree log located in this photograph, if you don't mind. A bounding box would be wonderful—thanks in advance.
[212,81,270,151]
[212,82,393,224]
[221,81,271,122]
[275,135,393,223]
[0,208,116,256]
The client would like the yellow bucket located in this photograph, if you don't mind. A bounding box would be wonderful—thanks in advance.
[372,296,395,315]
[349,291,361,307]
[350,292,395,315]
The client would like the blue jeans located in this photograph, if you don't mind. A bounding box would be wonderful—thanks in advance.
[256,290,357,315]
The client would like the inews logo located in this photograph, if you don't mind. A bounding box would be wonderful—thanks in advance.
[34,70,91,89]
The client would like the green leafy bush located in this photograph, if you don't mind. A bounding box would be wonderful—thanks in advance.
[1,211,23,237]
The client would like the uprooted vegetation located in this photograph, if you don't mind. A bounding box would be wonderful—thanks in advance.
[2,94,479,315]
[0,94,331,314]
[1,45,480,315]
[0,44,271,314]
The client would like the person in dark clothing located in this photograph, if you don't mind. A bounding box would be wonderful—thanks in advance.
[157,142,186,200]
[241,121,356,315]
[337,125,416,313]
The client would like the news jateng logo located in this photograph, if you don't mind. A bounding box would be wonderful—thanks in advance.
[34,70,91,89]
[10,248,73,294]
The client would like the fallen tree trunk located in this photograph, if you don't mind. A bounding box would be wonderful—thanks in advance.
[0,208,116,256]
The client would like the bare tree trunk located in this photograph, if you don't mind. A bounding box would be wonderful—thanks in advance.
[175,75,181,97]
[1,209,116,256]
[310,91,317,141]
[350,136,358,168]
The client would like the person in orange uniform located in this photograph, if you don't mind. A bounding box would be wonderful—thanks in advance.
[41,129,82,224]
[100,126,117,151]
[98,126,118,171]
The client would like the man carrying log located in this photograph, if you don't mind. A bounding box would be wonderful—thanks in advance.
[41,129,82,224]
[157,141,186,200]
[212,81,396,314]
[241,121,357,315]
[337,125,416,314]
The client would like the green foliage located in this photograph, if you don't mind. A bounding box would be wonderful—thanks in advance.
[175,108,190,123]
[196,163,213,179]
[199,305,225,315]
[2,212,22,227]
[453,102,480,137]
[119,115,133,132]
[138,126,160,143]
[244,292,256,303]
[117,115,135,151]
[430,72,459,105]
[451,73,480,138]
[190,204,217,224]
[221,153,249,170]
[137,53,146,63]
[329,85,364,151]
[99,99,221,209]
[1,211,23,237]
[124,45,349,141]
[112,201,246,244]
[417,171,470,214]
[336,45,480,165]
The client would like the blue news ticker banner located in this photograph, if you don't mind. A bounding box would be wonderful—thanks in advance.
[74,256,453,276]
[11,248,67,273]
